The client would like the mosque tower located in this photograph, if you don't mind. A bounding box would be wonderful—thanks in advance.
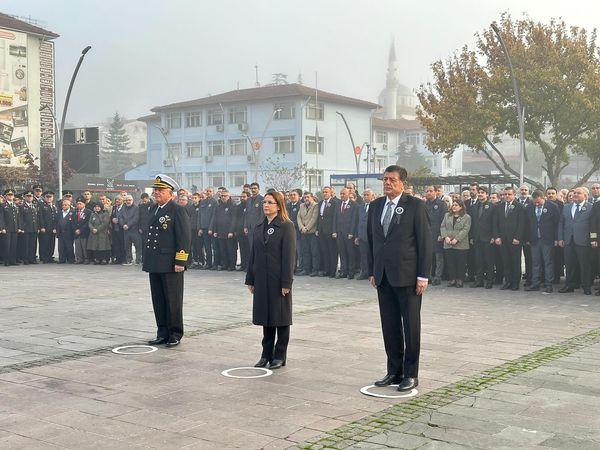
[377,39,417,120]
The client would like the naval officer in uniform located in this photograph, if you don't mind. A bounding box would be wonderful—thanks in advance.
[143,175,192,347]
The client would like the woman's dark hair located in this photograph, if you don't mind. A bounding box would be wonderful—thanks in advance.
[451,198,466,216]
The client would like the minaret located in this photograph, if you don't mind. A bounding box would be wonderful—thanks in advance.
[384,39,399,120]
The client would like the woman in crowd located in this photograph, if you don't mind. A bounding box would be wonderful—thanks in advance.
[87,203,111,264]
[440,198,471,288]
[245,191,296,370]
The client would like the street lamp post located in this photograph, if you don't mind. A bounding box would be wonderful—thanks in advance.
[335,111,360,173]
[242,108,282,183]
[57,45,92,197]
[490,24,526,186]
[154,125,180,181]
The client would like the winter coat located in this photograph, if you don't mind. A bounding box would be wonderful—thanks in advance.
[440,213,471,250]
[87,209,111,251]
[245,216,296,327]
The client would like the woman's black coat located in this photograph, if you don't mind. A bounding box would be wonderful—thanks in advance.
[245,216,296,326]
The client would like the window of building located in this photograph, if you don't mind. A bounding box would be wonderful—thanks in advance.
[207,140,225,156]
[187,172,203,190]
[305,169,323,191]
[230,171,247,187]
[166,112,181,129]
[304,135,324,154]
[274,136,295,154]
[305,102,324,120]
[208,172,225,187]
[186,142,202,158]
[375,131,388,145]
[185,111,202,128]
[166,173,182,184]
[229,139,247,156]
[375,157,387,173]
[166,143,182,161]
[207,108,224,126]
[274,103,295,120]
[406,132,420,146]
[228,105,247,124]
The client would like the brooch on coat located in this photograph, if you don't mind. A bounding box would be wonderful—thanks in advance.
[395,207,404,215]
[267,228,274,235]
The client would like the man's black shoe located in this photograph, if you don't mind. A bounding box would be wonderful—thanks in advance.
[397,377,418,392]
[558,286,574,293]
[374,374,402,387]
[524,280,532,287]
[500,283,511,290]
[296,271,308,276]
[524,285,539,292]
[511,285,519,291]
[584,288,592,295]
[484,281,493,289]
[165,338,180,347]
[254,358,269,368]
[356,274,369,280]
[336,272,347,279]
[595,289,600,296]
[431,278,440,286]
[310,272,319,277]
[269,359,286,369]
[470,281,483,288]
[544,287,553,294]
[148,337,167,345]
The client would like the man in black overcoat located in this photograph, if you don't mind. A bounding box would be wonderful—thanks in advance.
[469,187,496,289]
[367,165,432,392]
[424,185,446,285]
[143,175,192,347]
[316,186,339,277]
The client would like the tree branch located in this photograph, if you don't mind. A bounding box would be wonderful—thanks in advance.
[483,136,543,189]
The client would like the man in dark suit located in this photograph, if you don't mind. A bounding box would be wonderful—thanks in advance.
[73,197,92,263]
[494,186,527,290]
[367,165,432,392]
[56,199,76,263]
[334,187,359,279]
[316,186,339,278]
[558,186,593,295]
[213,189,237,271]
[424,185,447,285]
[470,186,497,289]
[518,185,533,286]
[286,188,303,273]
[355,189,375,280]
[546,187,565,283]
[38,191,58,263]
[143,174,191,347]
[524,190,559,293]
[465,182,479,281]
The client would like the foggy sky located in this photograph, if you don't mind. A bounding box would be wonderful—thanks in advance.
[4,0,600,126]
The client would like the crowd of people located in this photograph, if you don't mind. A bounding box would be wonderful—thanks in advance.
[2,180,600,297]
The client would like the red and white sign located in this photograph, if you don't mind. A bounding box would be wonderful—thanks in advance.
[354,146,361,155]
[253,141,261,150]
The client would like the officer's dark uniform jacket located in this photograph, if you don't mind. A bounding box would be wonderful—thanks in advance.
[142,200,191,273]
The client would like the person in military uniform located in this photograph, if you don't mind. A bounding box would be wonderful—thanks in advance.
[39,191,58,263]
[214,189,237,271]
[2,189,19,265]
[190,192,203,268]
[19,191,40,264]
[144,174,191,347]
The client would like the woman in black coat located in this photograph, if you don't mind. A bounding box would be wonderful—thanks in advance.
[245,191,296,369]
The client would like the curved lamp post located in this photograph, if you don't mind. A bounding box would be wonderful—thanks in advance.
[57,45,92,196]
[490,24,526,186]
[242,108,282,182]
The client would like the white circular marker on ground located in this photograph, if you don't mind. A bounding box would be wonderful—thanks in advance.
[112,345,158,355]
[221,367,273,379]
[360,385,418,399]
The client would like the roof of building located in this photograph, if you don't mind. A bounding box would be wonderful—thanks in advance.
[372,117,422,131]
[137,113,160,122]
[151,83,380,112]
[0,12,59,38]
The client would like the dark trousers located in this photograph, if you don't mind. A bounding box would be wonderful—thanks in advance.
[296,235,303,271]
[300,233,319,274]
[500,242,522,287]
[318,233,338,276]
[23,232,37,263]
[4,232,17,264]
[111,229,125,263]
[38,230,56,262]
[531,241,554,287]
[217,238,237,269]
[337,235,356,275]
[523,245,532,282]
[200,229,213,266]
[474,240,495,282]
[564,243,591,289]
[237,233,249,269]
[466,246,476,280]
[149,272,184,340]
[430,250,444,281]
[212,235,220,266]
[444,248,468,281]
[494,245,504,283]
[192,231,205,264]
[261,326,290,361]
[124,229,142,263]
[58,236,75,263]
[376,272,422,378]
[553,246,564,282]
[358,238,369,275]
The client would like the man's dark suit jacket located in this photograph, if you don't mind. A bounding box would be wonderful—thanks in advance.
[526,201,559,245]
[494,201,526,242]
[367,193,432,287]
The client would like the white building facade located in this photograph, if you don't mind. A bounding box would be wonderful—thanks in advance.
[133,84,378,192]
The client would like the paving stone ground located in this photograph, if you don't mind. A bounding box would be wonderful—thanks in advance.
[0,264,599,449]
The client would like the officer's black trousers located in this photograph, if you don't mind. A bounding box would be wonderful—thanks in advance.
[149,272,184,340]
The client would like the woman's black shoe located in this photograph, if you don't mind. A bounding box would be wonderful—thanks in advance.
[269,359,286,369]
[254,358,269,368]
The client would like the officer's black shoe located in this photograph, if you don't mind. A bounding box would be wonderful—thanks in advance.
[148,337,167,345]
[165,338,180,347]
[500,283,511,290]
[374,374,402,386]
[397,377,418,392]
[524,285,539,292]
[254,358,269,368]
[558,286,574,293]
[269,359,286,369]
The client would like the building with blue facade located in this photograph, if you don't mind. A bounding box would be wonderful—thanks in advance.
[131,84,378,193]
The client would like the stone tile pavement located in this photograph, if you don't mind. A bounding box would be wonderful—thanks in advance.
[0,264,599,448]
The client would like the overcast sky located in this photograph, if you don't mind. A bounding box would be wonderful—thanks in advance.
[4,0,600,125]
